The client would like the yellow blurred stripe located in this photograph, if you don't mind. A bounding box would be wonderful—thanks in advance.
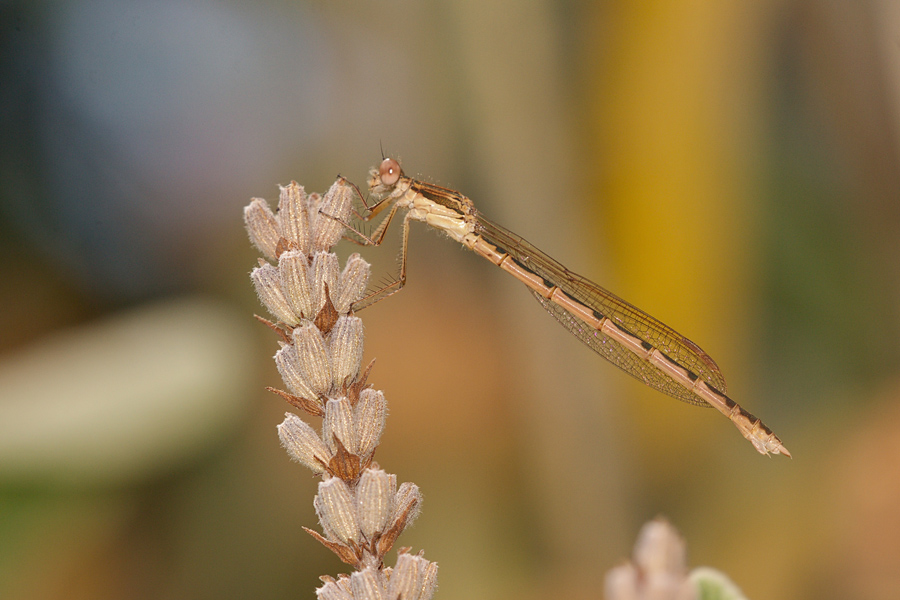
[585,1,773,459]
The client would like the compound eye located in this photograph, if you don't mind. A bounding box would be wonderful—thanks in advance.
[379,158,401,186]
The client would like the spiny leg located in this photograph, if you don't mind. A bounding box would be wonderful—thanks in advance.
[341,176,393,223]
[351,211,414,311]
[330,196,407,251]
[314,178,413,311]
[321,176,402,248]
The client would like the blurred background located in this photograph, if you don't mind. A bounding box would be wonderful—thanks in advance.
[1,1,899,599]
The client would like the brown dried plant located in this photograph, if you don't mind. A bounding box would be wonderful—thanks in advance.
[245,180,437,600]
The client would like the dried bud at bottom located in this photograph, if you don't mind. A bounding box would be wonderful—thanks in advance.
[605,519,697,600]
[634,518,688,575]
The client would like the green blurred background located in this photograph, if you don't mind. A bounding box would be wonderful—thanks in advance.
[1,1,899,599]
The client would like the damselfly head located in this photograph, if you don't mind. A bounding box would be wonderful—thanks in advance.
[378,158,402,187]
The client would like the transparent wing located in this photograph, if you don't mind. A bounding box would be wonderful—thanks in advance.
[531,291,709,406]
[476,215,728,402]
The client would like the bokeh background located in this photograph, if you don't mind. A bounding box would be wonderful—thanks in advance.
[2,1,899,599]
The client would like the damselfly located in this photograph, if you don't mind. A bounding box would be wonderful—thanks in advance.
[343,158,789,457]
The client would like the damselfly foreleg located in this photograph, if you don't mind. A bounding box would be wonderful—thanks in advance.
[315,176,415,311]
